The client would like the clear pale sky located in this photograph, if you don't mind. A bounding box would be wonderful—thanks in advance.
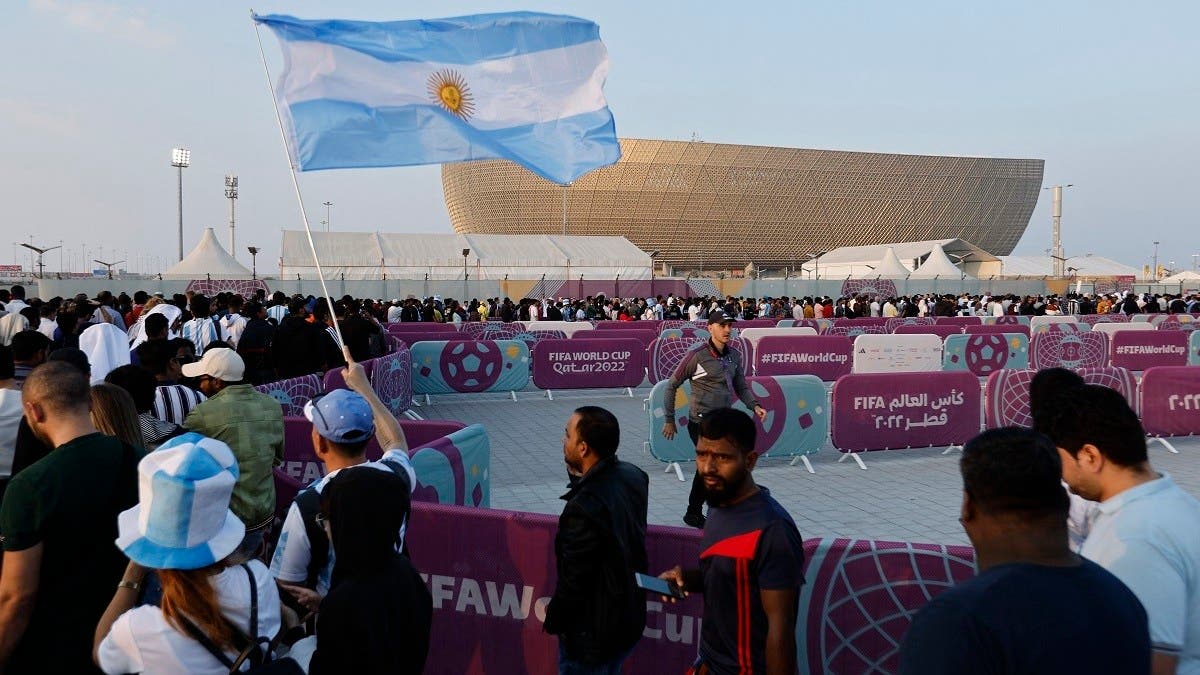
[3,0,1198,275]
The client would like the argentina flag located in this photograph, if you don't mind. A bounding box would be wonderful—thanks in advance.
[254,12,621,184]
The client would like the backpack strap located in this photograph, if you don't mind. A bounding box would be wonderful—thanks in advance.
[177,565,262,673]
[294,487,329,590]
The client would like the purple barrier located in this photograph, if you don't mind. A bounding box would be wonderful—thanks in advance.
[885,317,935,333]
[387,322,460,333]
[584,328,656,349]
[984,367,1138,429]
[832,371,982,451]
[1157,318,1199,332]
[826,324,887,337]
[1110,330,1190,370]
[933,316,982,327]
[254,374,322,417]
[370,347,414,417]
[531,338,646,390]
[1079,314,1130,325]
[799,538,975,674]
[322,357,377,392]
[408,502,705,675]
[647,337,750,385]
[894,324,962,339]
[594,320,663,332]
[1030,331,1109,369]
[754,335,853,381]
[1140,367,1200,437]
[278,416,468,486]
[391,331,475,347]
[833,317,888,328]
[735,319,778,329]
[966,324,1031,338]
[661,319,707,331]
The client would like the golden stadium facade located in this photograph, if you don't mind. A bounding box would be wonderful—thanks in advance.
[442,138,1044,272]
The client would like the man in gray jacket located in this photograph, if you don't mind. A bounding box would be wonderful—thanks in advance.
[662,310,766,528]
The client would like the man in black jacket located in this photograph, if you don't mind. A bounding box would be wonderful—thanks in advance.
[545,406,649,673]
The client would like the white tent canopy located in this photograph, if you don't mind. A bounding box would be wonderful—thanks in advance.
[1160,270,1200,283]
[909,243,972,279]
[280,232,652,280]
[164,228,252,280]
[873,247,912,279]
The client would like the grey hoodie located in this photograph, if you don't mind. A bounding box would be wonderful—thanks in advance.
[663,340,758,420]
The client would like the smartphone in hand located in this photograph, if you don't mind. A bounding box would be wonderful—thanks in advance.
[635,572,685,600]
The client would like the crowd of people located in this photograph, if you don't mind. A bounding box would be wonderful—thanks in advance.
[0,281,1198,674]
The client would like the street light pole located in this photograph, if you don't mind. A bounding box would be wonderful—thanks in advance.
[171,148,190,261]
[1153,241,1160,280]
[247,246,259,280]
[225,175,238,258]
[323,201,333,232]
[462,248,470,303]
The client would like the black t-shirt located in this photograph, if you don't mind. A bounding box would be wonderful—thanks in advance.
[698,487,805,675]
[0,432,141,674]
[900,559,1150,675]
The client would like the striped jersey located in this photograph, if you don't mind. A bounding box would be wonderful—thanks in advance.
[152,384,207,427]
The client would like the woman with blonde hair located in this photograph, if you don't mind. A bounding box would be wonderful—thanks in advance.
[90,383,143,450]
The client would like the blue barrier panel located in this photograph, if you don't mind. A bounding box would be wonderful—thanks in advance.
[646,375,829,463]
[942,332,1029,376]
[410,424,491,508]
[1190,330,1200,366]
[410,339,530,394]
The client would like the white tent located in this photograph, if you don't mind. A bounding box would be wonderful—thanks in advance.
[1160,270,1200,283]
[279,232,652,280]
[908,243,972,279]
[163,228,253,280]
[872,247,911,279]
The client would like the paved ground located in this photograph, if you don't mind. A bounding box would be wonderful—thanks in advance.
[416,386,1200,546]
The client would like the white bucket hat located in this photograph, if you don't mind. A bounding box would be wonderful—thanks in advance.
[115,433,244,570]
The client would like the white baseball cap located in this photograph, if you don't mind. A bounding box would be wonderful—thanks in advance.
[181,348,245,382]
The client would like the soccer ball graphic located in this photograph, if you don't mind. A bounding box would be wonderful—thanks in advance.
[964,334,1009,374]
[439,341,503,392]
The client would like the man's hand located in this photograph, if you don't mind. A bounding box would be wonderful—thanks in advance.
[280,583,322,614]
[342,357,371,394]
[658,566,688,603]
[662,421,677,440]
[754,405,768,422]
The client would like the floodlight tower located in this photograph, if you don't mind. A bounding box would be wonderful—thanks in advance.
[225,175,238,259]
[19,242,61,279]
[171,148,191,261]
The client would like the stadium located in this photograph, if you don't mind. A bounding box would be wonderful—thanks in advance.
[442,138,1045,274]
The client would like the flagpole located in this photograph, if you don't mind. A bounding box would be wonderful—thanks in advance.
[251,12,347,352]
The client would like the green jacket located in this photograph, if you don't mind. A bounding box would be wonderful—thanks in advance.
[184,384,284,529]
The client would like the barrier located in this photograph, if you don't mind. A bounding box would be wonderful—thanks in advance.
[659,327,710,341]
[531,338,646,391]
[1091,321,1155,338]
[647,337,750,385]
[594,320,663,332]
[1029,331,1109,369]
[526,320,594,337]
[776,318,829,333]
[894,324,962,339]
[833,317,888,329]
[942,333,1029,376]
[255,374,322,417]
[391,331,475,348]
[411,340,530,396]
[321,357,376,393]
[1029,315,1078,332]
[646,375,829,474]
[734,319,779,329]
[831,371,981,466]
[826,324,887,337]
[966,323,1031,338]
[754,336,853,381]
[1157,317,1198,332]
[885,317,935,333]
[387,322,460,333]
[1140,367,1200,451]
[1193,331,1200,365]
[1079,314,1130,325]
[1110,330,1191,370]
[933,316,982,327]
[983,367,1138,429]
[982,315,1030,326]
[661,319,706,331]
[590,328,656,349]
[851,334,943,373]
[738,327,819,352]
[370,347,414,417]
[276,417,489,507]
[1031,322,1090,335]
[798,538,976,675]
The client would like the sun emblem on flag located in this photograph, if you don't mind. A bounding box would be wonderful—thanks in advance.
[428,69,475,120]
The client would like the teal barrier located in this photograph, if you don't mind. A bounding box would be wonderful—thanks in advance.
[410,339,530,395]
[1190,331,1200,366]
[942,332,1029,375]
[646,375,829,471]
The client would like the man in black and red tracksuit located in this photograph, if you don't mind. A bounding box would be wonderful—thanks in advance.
[662,310,766,528]
[659,408,805,675]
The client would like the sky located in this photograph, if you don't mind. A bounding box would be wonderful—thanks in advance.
[3,0,1198,276]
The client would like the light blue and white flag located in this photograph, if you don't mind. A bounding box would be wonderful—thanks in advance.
[254,12,621,184]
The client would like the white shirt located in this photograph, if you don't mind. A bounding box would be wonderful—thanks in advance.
[882,302,898,317]
[1081,474,1200,671]
[688,304,701,321]
[36,318,57,340]
[528,304,540,321]
[0,313,28,347]
[270,448,416,596]
[0,389,21,479]
[220,313,247,348]
[386,305,403,323]
[267,305,289,324]
[97,560,282,675]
